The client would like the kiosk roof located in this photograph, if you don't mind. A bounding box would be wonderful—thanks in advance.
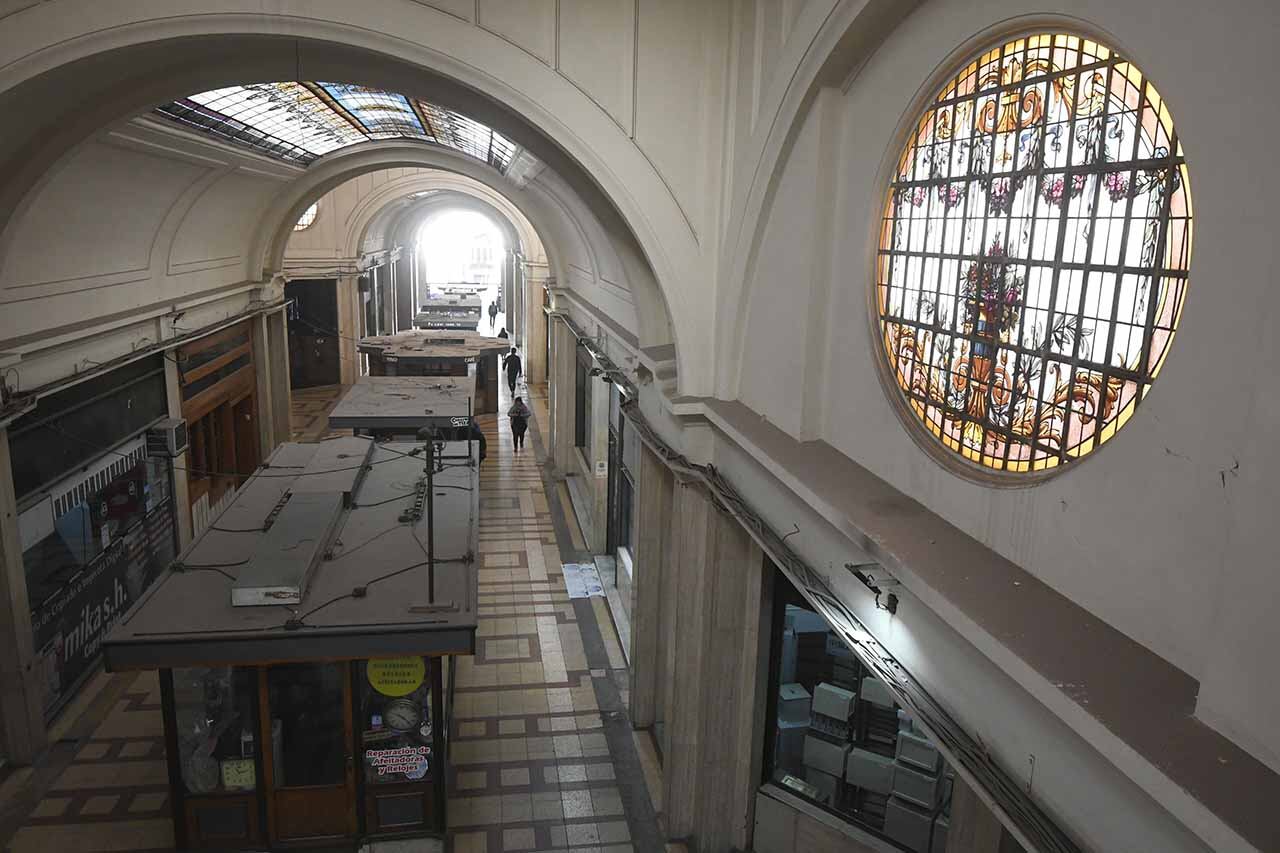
[103,438,479,670]
[327,376,473,431]
[358,329,509,362]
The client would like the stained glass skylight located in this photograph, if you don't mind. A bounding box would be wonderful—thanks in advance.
[877,33,1191,475]
[154,82,519,172]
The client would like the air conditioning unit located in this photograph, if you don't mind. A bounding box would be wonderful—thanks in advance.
[147,417,188,457]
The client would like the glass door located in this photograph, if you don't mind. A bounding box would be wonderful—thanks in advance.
[261,663,358,844]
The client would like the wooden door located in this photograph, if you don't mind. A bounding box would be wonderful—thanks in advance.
[260,663,358,844]
[232,394,259,486]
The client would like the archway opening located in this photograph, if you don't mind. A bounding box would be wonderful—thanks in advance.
[414,209,508,334]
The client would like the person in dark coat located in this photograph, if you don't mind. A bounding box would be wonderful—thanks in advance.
[497,327,509,340]
[468,420,487,464]
[508,397,531,453]
[503,347,522,397]
[487,300,498,330]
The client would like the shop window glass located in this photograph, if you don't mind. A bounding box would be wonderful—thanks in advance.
[173,667,259,795]
[357,658,434,786]
[25,454,176,717]
[267,663,348,787]
[617,473,634,552]
[177,327,251,378]
[574,357,591,450]
[766,572,955,851]
[8,356,166,500]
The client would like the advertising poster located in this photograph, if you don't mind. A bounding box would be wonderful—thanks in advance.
[30,499,176,718]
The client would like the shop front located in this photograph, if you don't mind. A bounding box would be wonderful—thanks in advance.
[105,435,479,850]
[758,566,959,853]
[159,655,451,849]
[175,320,261,536]
[601,382,637,651]
[9,355,179,721]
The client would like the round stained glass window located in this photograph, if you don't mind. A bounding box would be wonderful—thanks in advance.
[877,33,1191,475]
[293,201,319,231]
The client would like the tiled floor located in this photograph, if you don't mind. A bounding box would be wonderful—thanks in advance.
[289,383,350,441]
[0,671,174,853]
[447,381,646,852]
[0,378,661,852]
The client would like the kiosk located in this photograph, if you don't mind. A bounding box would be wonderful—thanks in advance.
[327,375,475,438]
[414,296,481,332]
[103,432,478,851]
[357,331,508,415]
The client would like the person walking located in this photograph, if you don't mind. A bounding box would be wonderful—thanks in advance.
[508,396,531,453]
[503,347,522,397]
[468,418,487,464]
[487,300,498,330]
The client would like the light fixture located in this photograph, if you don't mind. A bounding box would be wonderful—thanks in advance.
[846,562,899,615]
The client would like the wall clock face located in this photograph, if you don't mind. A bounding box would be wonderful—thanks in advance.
[384,698,421,732]
[220,757,256,791]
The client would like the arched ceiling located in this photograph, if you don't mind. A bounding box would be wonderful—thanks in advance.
[159,83,521,171]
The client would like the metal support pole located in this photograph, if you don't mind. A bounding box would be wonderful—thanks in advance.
[426,442,436,604]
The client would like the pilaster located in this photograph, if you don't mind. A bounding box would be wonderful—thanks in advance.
[628,443,673,727]
[657,478,771,848]
[0,428,48,764]
[163,357,194,551]
[336,274,361,385]
[526,278,549,386]
[265,310,292,447]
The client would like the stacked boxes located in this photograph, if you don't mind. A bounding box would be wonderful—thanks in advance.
[774,683,811,773]
[845,748,894,795]
[896,730,942,773]
[801,681,856,806]
[880,727,950,852]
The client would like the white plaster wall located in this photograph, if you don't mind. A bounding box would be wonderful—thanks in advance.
[738,100,825,437]
[559,0,635,132]
[285,167,436,271]
[0,118,297,389]
[731,0,1280,771]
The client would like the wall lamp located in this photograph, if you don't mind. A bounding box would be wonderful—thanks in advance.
[846,561,899,615]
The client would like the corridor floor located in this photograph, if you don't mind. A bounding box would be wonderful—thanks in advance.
[0,381,662,852]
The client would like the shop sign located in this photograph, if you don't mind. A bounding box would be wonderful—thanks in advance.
[367,745,430,780]
[367,657,425,697]
[30,500,174,717]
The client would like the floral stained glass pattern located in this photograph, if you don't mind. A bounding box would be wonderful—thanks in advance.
[878,34,1192,474]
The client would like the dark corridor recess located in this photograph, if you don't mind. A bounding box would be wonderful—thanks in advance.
[286,279,341,389]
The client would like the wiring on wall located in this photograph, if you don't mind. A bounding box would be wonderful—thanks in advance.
[0,298,288,424]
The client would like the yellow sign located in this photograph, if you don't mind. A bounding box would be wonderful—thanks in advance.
[367,657,425,697]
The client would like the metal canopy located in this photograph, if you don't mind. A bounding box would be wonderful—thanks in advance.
[326,376,473,432]
[358,329,509,364]
[102,440,479,670]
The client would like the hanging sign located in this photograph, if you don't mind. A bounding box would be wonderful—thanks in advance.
[367,657,425,697]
